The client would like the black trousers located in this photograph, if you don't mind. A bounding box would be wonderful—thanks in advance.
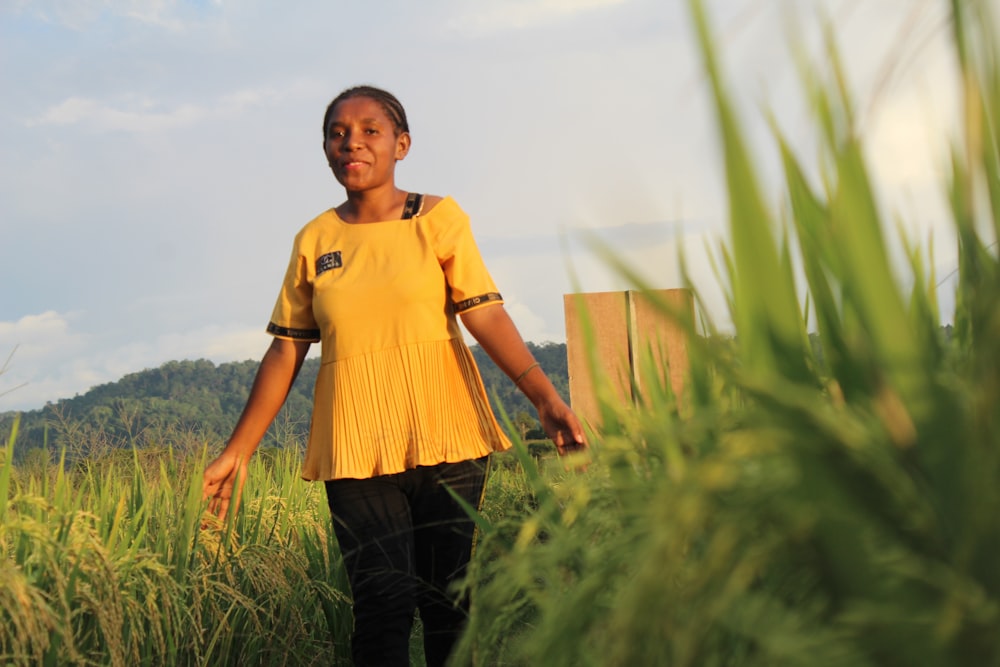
[324,456,489,667]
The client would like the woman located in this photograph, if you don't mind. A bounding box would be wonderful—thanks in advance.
[202,85,585,666]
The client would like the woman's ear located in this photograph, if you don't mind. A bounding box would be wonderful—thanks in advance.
[395,132,411,161]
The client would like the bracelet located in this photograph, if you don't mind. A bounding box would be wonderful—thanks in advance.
[514,361,540,385]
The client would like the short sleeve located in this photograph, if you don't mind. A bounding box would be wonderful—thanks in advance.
[266,239,321,341]
[430,198,503,314]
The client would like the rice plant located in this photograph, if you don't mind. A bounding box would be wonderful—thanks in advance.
[456,1,1000,666]
[0,429,351,667]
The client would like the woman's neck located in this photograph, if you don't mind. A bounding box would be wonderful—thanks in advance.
[338,187,407,224]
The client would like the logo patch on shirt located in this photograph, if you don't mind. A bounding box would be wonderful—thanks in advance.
[316,251,343,276]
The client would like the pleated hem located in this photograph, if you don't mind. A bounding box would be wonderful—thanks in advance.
[301,338,512,481]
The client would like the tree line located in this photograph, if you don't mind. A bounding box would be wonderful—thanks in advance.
[1,342,569,457]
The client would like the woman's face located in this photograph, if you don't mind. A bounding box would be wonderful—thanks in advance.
[324,96,410,193]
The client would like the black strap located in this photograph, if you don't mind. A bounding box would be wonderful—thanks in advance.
[401,192,424,219]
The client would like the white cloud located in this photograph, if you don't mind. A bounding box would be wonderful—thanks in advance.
[28,96,206,132]
[4,0,197,32]
[118,0,190,32]
[503,300,566,344]
[150,326,276,365]
[25,85,305,133]
[448,0,629,33]
[0,314,280,411]
[0,311,89,363]
[1,311,91,409]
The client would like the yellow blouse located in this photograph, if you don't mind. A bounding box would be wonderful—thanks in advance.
[267,196,512,480]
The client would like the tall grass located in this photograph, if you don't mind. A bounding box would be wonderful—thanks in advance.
[456,1,1000,665]
[0,414,547,666]
[0,429,351,667]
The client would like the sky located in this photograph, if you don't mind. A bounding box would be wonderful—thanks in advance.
[1,0,964,411]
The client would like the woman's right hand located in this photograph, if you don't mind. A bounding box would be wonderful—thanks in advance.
[200,337,311,523]
[202,450,250,522]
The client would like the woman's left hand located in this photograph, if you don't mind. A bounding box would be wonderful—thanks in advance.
[537,396,587,457]
[459,304,588,460]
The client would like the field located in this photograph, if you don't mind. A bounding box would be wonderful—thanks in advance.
[0,431,548,666]
[3,0,1000,665]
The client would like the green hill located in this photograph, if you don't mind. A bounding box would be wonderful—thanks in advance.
[1,342,568,457]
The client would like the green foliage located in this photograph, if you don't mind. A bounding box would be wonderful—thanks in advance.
[455,2,1000,666]
[0,424,552,666]
[1,343,569,458]
[1,358,315,458]
[0,439,350,666]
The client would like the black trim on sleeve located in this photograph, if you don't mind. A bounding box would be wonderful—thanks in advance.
[453,292,503,313]
[266,322,321,340]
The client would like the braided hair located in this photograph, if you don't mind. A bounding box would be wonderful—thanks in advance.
[322,85,409,139]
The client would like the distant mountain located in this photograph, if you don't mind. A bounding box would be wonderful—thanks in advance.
[1,343,568,455]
